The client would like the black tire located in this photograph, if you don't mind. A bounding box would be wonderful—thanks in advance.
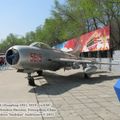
[37,70,43,76]
[84,73,90,79]
[28,78,36,86]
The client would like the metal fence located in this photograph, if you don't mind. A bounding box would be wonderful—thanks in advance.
[0,63,9,71]
[96,50,120,71]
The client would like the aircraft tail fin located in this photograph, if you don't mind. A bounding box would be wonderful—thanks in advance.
[68,40,81,58]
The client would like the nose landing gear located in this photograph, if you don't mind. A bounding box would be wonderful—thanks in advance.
[37,70,43,76]
[27,70,43,86]
[27,73,36,86]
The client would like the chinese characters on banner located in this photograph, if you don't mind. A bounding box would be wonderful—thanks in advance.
[54,26,110,53]
[80,26,110,52]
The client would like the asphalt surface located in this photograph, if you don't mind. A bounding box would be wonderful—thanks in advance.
[0,67,120,120]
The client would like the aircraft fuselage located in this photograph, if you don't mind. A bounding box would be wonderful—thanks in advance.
[6,45,77,73]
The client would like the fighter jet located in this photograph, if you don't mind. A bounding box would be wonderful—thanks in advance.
[5,42,116,86]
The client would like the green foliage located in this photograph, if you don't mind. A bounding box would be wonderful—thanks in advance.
[0,0,120,52]
[25,31,36,45]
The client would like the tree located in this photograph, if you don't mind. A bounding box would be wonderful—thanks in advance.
[25,31,36,45]
[1,0,120,51]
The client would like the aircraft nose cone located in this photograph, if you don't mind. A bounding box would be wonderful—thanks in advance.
[5,48,19,65]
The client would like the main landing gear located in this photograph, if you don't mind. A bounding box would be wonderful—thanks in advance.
[84,73,90,79]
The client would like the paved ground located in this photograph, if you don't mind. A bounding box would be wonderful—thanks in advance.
[0,68,120,120]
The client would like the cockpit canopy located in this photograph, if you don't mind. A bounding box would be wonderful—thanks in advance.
[30,42,51,49]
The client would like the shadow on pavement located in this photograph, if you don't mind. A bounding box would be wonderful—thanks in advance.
[29,71,120,95]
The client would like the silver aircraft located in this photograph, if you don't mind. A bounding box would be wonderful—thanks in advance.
[5,42,114,86]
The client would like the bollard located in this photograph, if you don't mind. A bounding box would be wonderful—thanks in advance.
[114,79,120,101]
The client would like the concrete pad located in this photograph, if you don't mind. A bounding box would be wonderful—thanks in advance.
[0,69,36,102]
[0,68,120,120]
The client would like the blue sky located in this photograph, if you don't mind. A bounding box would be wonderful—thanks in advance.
[0,0,65,40]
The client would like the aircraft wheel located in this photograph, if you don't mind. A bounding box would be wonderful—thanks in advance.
[37,70,43,76]
[28,77,36,86]
[84,73,90,79]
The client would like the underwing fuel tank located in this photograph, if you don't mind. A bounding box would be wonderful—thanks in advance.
[84,65,97,74]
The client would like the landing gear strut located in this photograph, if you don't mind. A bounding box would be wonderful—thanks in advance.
[27,73,36,86]
[37,70,43,76]
[84,73,90,79]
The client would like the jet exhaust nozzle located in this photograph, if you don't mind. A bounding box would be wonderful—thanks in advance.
[6,48,19,65]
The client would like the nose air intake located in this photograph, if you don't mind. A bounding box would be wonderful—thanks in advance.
[6,49,19,65]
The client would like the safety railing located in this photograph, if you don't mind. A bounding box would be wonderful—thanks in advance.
[0,63,9,71]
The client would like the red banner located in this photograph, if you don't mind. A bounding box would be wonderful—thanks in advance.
[80,26,110,52]
[54,26,110,53]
